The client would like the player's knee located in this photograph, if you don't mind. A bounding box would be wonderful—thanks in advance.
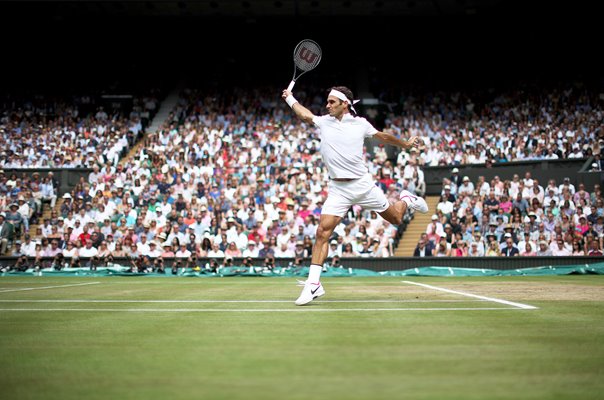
[315,226,331,241]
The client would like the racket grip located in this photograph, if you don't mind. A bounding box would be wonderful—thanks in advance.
[287,80,296,92]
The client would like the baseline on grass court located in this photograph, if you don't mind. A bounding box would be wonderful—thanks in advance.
[0,280,537,312]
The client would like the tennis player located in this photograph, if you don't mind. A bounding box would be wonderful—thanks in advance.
[282,86,428,305]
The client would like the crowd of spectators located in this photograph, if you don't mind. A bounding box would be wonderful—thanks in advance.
[1,83,602,270]
[379,83,603,167]
[416,171,603,257]
[0,92,160,168]
[0,90,160,260]
[0,87,422,269]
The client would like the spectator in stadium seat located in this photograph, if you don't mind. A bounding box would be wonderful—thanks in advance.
[458,176,474,197]
[593,216,604,238]
[485,239,501,257]
[370,237,389,257]
[442,223,455,244]
[411,237,430,257]
[441,184,456,202]
[451,239,468,257]
[467,239,484,257]
[224,242,242,258]
[558,177,576,195]
[450,168,462,189]
[97,241,111,258]
[575,215,590,236]
[0,214,11,254]
[499,194,513,216]
[508,210,522,231]
[412,169,426,198]
[273,241,293,258]
[500,233,519,256]
[519,242,537,256]
[43,239,63,257]
[436,193,454,218]
[111,241,127,257]
[257,239,274,259]
[62,241,79,258]
[484,190,500,217]
[242,240,260,258]
[302,235,314,257]
[378,168,396,191]
[573,183,591,205]
[426,214,445,244]
[475,176,490,197]
[516,231,536,254]
[571,241,586,256]
[5,203,24,237]
[492,175,505,196]
[341,242,359,258]
[327,240,339,258]
[432,238,451,257]
[19,233,35,256]
[447,213,462,233]
[175,243,191,259]
[160,242,175,258]
[587,239,603,256]
[551,239,572,256]
[526,212,540,231]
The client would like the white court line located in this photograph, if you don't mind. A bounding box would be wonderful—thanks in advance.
[0,282,101,293]
[402,281,538,310]
[0,307,516,313]
[0,299,486,303]
[75,281,387,285]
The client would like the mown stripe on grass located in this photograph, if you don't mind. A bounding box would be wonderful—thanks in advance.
[0,299,487,303]
[0,307,524,312]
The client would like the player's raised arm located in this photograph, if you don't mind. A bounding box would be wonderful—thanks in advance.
[374,131,422,150]
[282,89,315,124]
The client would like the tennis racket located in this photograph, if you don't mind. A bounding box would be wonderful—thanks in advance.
[287,39,322,91]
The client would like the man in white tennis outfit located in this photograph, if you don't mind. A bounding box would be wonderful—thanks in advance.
[282,86,429,305]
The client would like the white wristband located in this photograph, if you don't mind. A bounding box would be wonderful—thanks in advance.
[285,95,298,108]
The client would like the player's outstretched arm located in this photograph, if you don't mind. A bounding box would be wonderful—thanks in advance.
[282,89,315,124]
[374,131,421,150]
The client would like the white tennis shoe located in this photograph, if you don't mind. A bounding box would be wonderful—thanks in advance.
[295,281,325,306]
[400,190,429,213]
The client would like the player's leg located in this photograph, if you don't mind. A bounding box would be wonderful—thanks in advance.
[354,181,410,226]
[295,213,341,306]
[379,201,408,225]
[311,213,342,266]
[379,191,428,225]
[354,180,427,225]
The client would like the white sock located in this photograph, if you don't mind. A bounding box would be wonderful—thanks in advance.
[308,264,322,285]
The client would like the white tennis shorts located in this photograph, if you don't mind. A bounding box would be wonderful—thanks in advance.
[321,174,390,217]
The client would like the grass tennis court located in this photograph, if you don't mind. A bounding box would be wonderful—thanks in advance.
[1,276,603,400]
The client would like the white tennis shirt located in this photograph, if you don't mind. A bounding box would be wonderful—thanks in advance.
[312,113,378,179]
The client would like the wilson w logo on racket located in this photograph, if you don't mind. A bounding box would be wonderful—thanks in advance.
[298,46,320,64]
[287,39,322,91]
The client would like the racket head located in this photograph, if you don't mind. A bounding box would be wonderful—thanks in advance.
[292,39,322,78]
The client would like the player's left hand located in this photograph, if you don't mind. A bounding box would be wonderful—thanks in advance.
[407,136,421,148]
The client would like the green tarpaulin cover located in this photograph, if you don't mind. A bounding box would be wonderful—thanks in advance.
[3,262,604,277]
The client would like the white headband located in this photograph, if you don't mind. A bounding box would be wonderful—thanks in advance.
[329,89,360,113]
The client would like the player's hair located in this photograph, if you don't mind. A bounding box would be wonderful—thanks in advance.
[329,86,356,114]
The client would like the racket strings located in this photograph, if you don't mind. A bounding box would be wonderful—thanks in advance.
[293,41,322,72]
